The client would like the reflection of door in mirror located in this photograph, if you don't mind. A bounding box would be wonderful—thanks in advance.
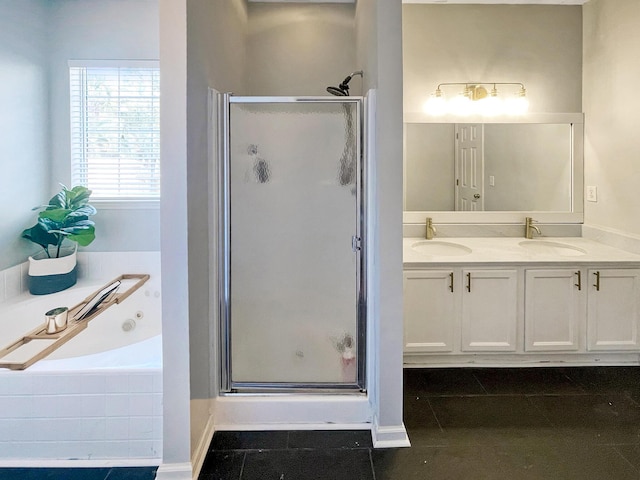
[455,124,484,211]
[404,122,574,213]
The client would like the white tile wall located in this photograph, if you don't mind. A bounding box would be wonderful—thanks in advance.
[0,370,162,460]
[4,264,24,299]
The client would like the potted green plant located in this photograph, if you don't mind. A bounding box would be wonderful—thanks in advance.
[22,185,96,295]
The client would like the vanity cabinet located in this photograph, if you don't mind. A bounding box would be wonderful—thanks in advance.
[403,268,518,354]
[461,269,518,352]
[404,263,640,363]
[524,269,582,351]
[524,268,640,352]
[587,268,640,351]
[403,270,456,353]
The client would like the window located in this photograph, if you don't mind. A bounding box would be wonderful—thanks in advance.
[69,60,160,200]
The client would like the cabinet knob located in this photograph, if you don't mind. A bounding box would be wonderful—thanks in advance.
[574,271,581,290]
[593,271,600,291]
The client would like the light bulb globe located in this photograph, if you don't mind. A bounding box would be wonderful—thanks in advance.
[423,94,447,116]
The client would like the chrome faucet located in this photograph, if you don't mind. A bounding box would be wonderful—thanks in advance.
[525,217,541,239]
[426,217,437,240]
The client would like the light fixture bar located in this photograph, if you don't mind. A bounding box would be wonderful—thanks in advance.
[424,82,529,116]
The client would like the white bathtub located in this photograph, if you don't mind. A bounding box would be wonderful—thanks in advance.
[0,281,161,369]
[0,258,163,464]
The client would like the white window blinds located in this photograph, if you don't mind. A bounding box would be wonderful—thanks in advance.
[70,61,160,199]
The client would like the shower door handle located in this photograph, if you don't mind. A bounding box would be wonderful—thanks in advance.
[352,236,362,252]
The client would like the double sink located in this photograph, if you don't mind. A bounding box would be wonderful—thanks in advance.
[410,239,587,257]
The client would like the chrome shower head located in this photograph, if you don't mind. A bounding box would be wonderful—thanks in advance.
[327,70,363,96]
[327,85,349,96]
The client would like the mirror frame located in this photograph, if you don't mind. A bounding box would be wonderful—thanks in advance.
[403,112,584,224]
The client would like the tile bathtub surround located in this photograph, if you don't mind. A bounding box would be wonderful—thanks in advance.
[0,371,162,460]
[199,367,640,479]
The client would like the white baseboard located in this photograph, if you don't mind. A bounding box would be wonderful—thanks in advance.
[213,395,371,426]
[214,422,371,431]
[371,420,410,449]
[155,462,192,480]
[191,414,216,480]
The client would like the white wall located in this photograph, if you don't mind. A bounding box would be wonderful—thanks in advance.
[246,3,356,96]
[0,0,49,270]
[48,0,160,253]
[186,0,247,462]
[356,0,408,446]
[158,0,191,477]
[403,5,583,115]
[583,0,640,237]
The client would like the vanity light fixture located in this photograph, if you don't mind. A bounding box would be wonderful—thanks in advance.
[423,82,529,116]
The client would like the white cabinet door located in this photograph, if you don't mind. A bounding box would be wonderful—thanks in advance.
[403,270,457,353]
[461,269,518,352]
[525,269,582,351]
[587,268,640,351]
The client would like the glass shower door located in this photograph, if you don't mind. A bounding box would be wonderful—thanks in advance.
[221,97,364,391]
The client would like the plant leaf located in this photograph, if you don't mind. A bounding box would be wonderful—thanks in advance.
[66,225,95,246]
[68,186,92,207]
[39,208,72,223]
[48,189,67,209]
[22,224,59,249]
[60,219,94,231]
[66,205,97,218]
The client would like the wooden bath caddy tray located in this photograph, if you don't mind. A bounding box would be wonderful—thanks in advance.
[0,274,150,370]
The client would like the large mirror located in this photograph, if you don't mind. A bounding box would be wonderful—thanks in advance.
[403,113,584,224]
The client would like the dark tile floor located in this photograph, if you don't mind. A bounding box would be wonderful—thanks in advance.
[3,367,640,479]
[200,367,640,479]
[0,467,157,480]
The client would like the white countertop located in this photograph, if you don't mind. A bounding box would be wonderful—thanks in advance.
[403,237,640,267]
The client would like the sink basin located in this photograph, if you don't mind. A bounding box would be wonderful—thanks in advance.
[411,241,472,257]
[518,240,587,257]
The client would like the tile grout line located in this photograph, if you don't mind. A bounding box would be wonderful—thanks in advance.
[561,371,588,394]
[238,451,247,480]
[368,449,377,480]
[523,393,557,428]
[471,371,489,395]
[609,445,640,473]
[425,397,444,432]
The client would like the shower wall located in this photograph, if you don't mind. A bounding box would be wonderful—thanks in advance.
[246,3,356,96]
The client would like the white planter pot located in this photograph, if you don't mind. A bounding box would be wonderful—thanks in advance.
[28,246,78,295]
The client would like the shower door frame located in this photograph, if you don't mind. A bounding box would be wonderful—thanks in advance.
[218,94,367,394]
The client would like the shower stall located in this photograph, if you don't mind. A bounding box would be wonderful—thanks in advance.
[218,95,366,393]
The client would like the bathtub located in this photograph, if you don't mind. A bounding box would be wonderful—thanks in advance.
[0,257,163,464]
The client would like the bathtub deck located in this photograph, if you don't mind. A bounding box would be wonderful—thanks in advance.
[0,274,150,370]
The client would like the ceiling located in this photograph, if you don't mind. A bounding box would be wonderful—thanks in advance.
[402,0,588,4]
[247,0,589,4]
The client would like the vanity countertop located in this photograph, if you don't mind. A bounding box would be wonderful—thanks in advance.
[403,237,640,267]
